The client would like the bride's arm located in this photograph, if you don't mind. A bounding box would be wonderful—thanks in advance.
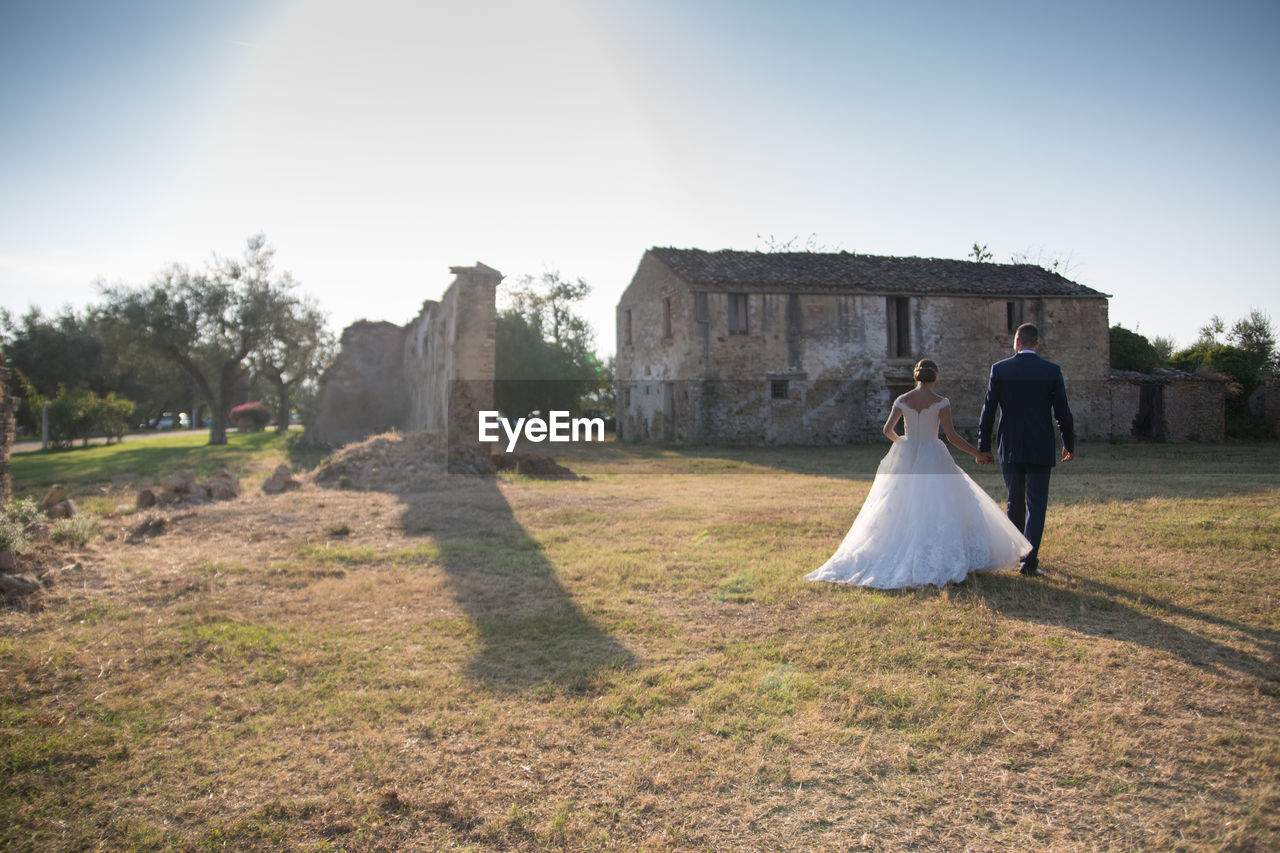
[882,405,904,443]
[939,405,980,458]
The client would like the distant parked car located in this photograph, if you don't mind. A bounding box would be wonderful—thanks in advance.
[153,413,189,430]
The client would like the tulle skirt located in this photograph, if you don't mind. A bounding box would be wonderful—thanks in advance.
[805,437,1031,589]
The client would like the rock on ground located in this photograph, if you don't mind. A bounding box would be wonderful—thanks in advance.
[40,485,69,510]
[46,499,77,520]
[0,573,41,596]
[262,465,302,495]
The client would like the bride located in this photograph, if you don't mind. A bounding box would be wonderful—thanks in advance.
[806,359,1031,589]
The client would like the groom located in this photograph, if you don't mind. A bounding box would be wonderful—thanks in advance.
[977,323,1075,576]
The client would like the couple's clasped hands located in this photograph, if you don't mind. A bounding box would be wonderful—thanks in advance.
[972,448,1074,466]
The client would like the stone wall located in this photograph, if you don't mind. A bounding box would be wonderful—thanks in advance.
[1108,369,1226,442]
[616,257,1113,445]
[1251,378,1280,438]
[1165,378,1227,441]
[306,321,409,447]
[307,263,500,449]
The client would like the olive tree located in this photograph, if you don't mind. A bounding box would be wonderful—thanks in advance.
[100,235,283,445]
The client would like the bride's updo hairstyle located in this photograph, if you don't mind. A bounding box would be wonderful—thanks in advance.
[913,359,939,383]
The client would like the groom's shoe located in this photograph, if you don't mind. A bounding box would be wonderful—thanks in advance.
[1019,563,1043,577]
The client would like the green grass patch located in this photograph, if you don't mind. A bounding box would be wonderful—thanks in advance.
[10,430,325,494]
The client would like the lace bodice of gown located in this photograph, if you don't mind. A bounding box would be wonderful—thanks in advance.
[896,397,948,440]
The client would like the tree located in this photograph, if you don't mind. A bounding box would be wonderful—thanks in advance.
[1110,325,1161,372]
[1227,309,1278,378]
[970,243,993,263]
[254,285,333,433]
[0,307,105,433]
[1197,315,1226,345]
[494,272,606,419]
[86,306,197,427]
[1169,310,1278,439]
[1,304,198,433]
[99,235,282,445]
[1150,335,1176,362]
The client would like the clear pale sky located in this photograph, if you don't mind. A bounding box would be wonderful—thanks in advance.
[3,0,1277,357]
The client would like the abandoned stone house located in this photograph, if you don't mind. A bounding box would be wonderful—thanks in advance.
[616,247,1139,445]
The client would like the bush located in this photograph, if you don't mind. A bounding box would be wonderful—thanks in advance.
[1110,325,1161,372]
[230,402,272,432]
[0,498,42,553]
[96,393,134,442]
[46,385,97,447]
[31,385,137,448]
[4,498,43,528]
[0,517,27,553]
[50,516,99,548]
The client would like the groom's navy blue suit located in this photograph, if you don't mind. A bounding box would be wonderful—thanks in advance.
[978,350,1075,571]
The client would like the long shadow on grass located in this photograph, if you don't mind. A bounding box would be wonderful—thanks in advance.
[395,476,634,690]
[955,573,1280,691]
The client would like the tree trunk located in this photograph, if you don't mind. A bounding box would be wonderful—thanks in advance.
[271,377,290,433]
[209,410,228,445]
[174,352,223,446]
[209,362,241,446]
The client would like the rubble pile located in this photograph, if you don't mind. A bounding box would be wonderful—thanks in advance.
[136,469,240,509]
[312,430,455,492]
[309,430,581,490]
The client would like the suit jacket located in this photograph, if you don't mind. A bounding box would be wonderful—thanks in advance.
[978,351,1075,467]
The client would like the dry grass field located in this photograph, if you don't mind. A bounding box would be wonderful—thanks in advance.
[2,435,1277,851]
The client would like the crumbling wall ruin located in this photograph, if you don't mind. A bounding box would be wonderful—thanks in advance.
[306,263,500,450]
[1250,378,1280,438]
[1108,369,1226,442]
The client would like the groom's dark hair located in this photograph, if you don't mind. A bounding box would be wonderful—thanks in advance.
[1015,323,1040,347]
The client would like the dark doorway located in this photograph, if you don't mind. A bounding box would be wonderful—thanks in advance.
[662,381,675,441]
[1133,383,1165,440]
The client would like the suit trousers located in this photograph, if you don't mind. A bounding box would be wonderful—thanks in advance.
[1000,462,1052,568]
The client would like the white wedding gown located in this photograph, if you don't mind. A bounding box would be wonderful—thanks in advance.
[805,397,1031,589]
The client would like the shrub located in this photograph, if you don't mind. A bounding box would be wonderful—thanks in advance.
[4,498,44,528]
[1110,325,1160,372]
[96,393,135,442]
[0,498,43,553]
[24,385,136,448]
[230,402,272,432]
[46,385,98,447]
[0,518,27,553]
[50,516,99,548]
